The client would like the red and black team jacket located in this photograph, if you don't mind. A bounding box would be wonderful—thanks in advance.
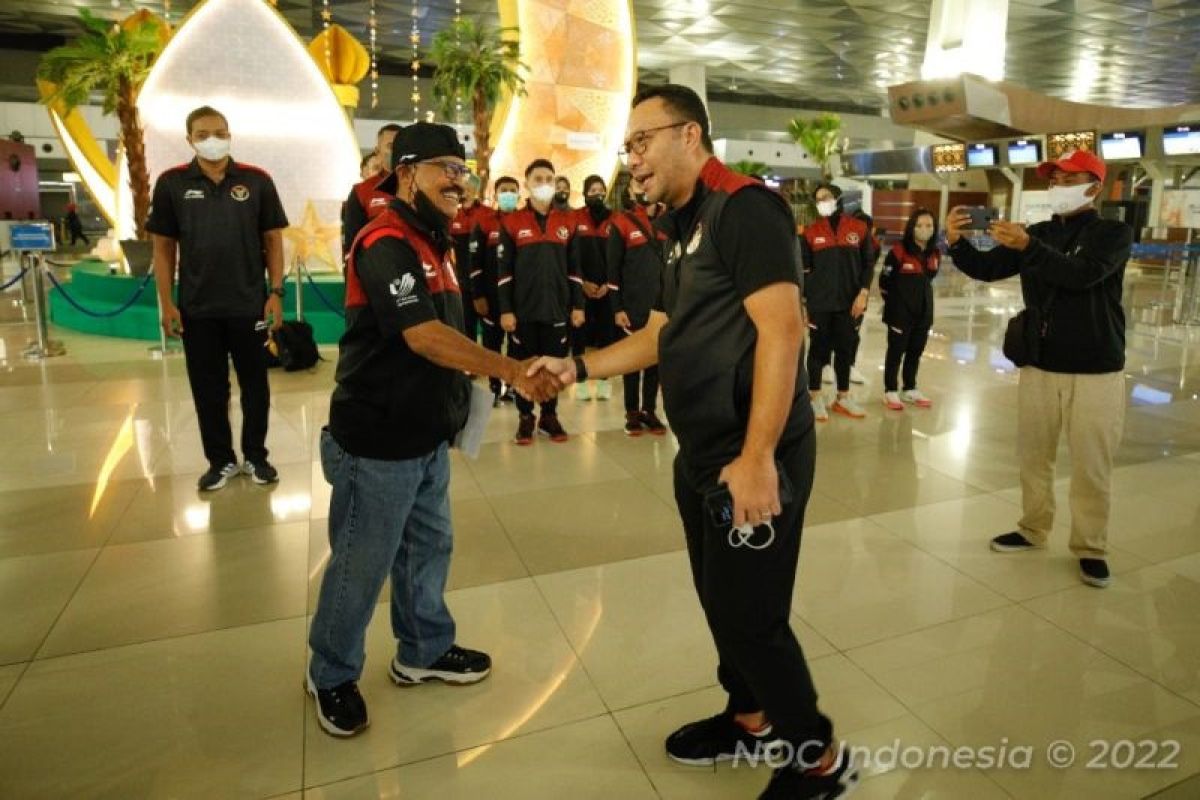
[879,241,940,329]
[606,204,666,330]
[469,208,503,311]
[332,204,469,460]
[449,201,492,298]
[496,206,584,323]
[341,170,393,259]
[799,213,875,313]
[568,206,613,288]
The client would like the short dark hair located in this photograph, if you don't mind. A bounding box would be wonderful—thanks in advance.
[812,182,842,202]
[494,175,519,192]
[377,123,403,140]
[555,176,571,188]
[631,84,713,152]
[525,158,555,178]
[186,105,228,136]
[583,175,606,194]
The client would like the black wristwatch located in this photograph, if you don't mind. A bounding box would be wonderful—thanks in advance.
[269,286,285,298]
[573,356,589,383]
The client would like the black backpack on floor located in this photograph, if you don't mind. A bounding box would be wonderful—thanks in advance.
[269,320,320,371]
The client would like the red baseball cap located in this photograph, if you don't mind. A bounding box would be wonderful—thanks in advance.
[1036,149,1106,182]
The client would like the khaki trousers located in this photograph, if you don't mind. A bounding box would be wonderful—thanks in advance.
[1016,367,1125,557]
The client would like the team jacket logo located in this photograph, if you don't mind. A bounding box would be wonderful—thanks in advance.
[369,197,388,207]
[577,224,590,233]
[488,231,501,242]
[517,229,533,239]
[629,230,644,241]
[230,185,250,202]
[686,223,703,255]
[390,273,418,307]
[184,189,205,200]
[422,262,438,280]
[813,236,827,245]
[557,226,571,241]
[846,232,861,244]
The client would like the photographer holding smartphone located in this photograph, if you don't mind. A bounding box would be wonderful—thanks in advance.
[944,149,1131,589]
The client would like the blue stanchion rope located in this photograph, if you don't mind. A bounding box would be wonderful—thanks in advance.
[300,266,346,319]
[43,268,154,318]
[0,264,29,291]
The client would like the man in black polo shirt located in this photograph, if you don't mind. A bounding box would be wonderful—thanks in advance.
[148,105,288,491]
[528,85,856,799]
[306,123,557,738]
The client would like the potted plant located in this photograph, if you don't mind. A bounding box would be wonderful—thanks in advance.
[428,18,526,190]
[788,112,845,181]
[38,9,165,240]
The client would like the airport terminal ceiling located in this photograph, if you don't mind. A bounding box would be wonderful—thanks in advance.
[0,0,1197,113]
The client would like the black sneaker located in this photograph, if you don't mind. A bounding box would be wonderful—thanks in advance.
[1080,558,1111,588]
[242,459,279,485]
[990,531,1039,553]
[198,462,240,492]
[537,413,569,442]
[624,411,645,437]
[389,645,492,686]
[640,409,668,435]
[665,712,780,766]
[305,672,368,737]
[759,744,860,800]
[515,413,536,446]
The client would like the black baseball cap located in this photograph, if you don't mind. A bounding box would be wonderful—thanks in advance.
[376,122,467,194]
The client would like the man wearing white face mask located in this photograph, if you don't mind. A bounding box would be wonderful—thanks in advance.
[945,149,1132,589]
[149,105,288,492]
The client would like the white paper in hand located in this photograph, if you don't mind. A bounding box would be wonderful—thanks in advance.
[453,382,495,459]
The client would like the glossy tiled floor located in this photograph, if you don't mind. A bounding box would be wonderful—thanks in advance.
[1,265,1199,799]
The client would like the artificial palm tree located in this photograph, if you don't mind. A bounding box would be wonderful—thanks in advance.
[38,9,165,240]
[788,112,844,181]
[429,18,526,190]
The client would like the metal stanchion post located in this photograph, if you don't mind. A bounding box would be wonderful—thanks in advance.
[23,254,66,360]
[294,257,305,322]
[18,253,32,307]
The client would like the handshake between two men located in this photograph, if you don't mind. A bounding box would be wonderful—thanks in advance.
[503,356,579,404]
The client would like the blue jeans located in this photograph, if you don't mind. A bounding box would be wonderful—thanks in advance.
[308,429,457,689]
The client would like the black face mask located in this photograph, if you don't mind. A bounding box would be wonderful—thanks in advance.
[554,191,570,204]
[585,195,606,210]
[413,187,453,239]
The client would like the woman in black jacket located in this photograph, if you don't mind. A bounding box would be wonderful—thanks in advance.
[879,208,939,410]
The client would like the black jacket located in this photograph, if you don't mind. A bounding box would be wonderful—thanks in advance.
[879,242,940,329]
[799,213,875,313]
[496,206,584,322]
[947,209,1130,373]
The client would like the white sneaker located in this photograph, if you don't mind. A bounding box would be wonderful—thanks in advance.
[901,389,932,408]
[595,379,612,400]
[850,365,866,385]
[575,381,592,401]
[811,395,829,422]
[883,392,904,411]
[833,395,866,419]
[821,364,833,385]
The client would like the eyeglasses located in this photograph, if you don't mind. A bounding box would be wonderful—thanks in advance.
[421,159,473,182]
[618,122,689,164]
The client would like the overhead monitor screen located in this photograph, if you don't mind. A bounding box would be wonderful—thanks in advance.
[1163,124,1200,156]
[1099,130,1144,160]
[966,143,998,167]
[1007,139,1042,165]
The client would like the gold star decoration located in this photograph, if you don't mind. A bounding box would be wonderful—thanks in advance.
[283,200,341,272]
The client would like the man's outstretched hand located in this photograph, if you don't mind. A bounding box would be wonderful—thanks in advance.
[525,356,578,389]
[511,358,564,403]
